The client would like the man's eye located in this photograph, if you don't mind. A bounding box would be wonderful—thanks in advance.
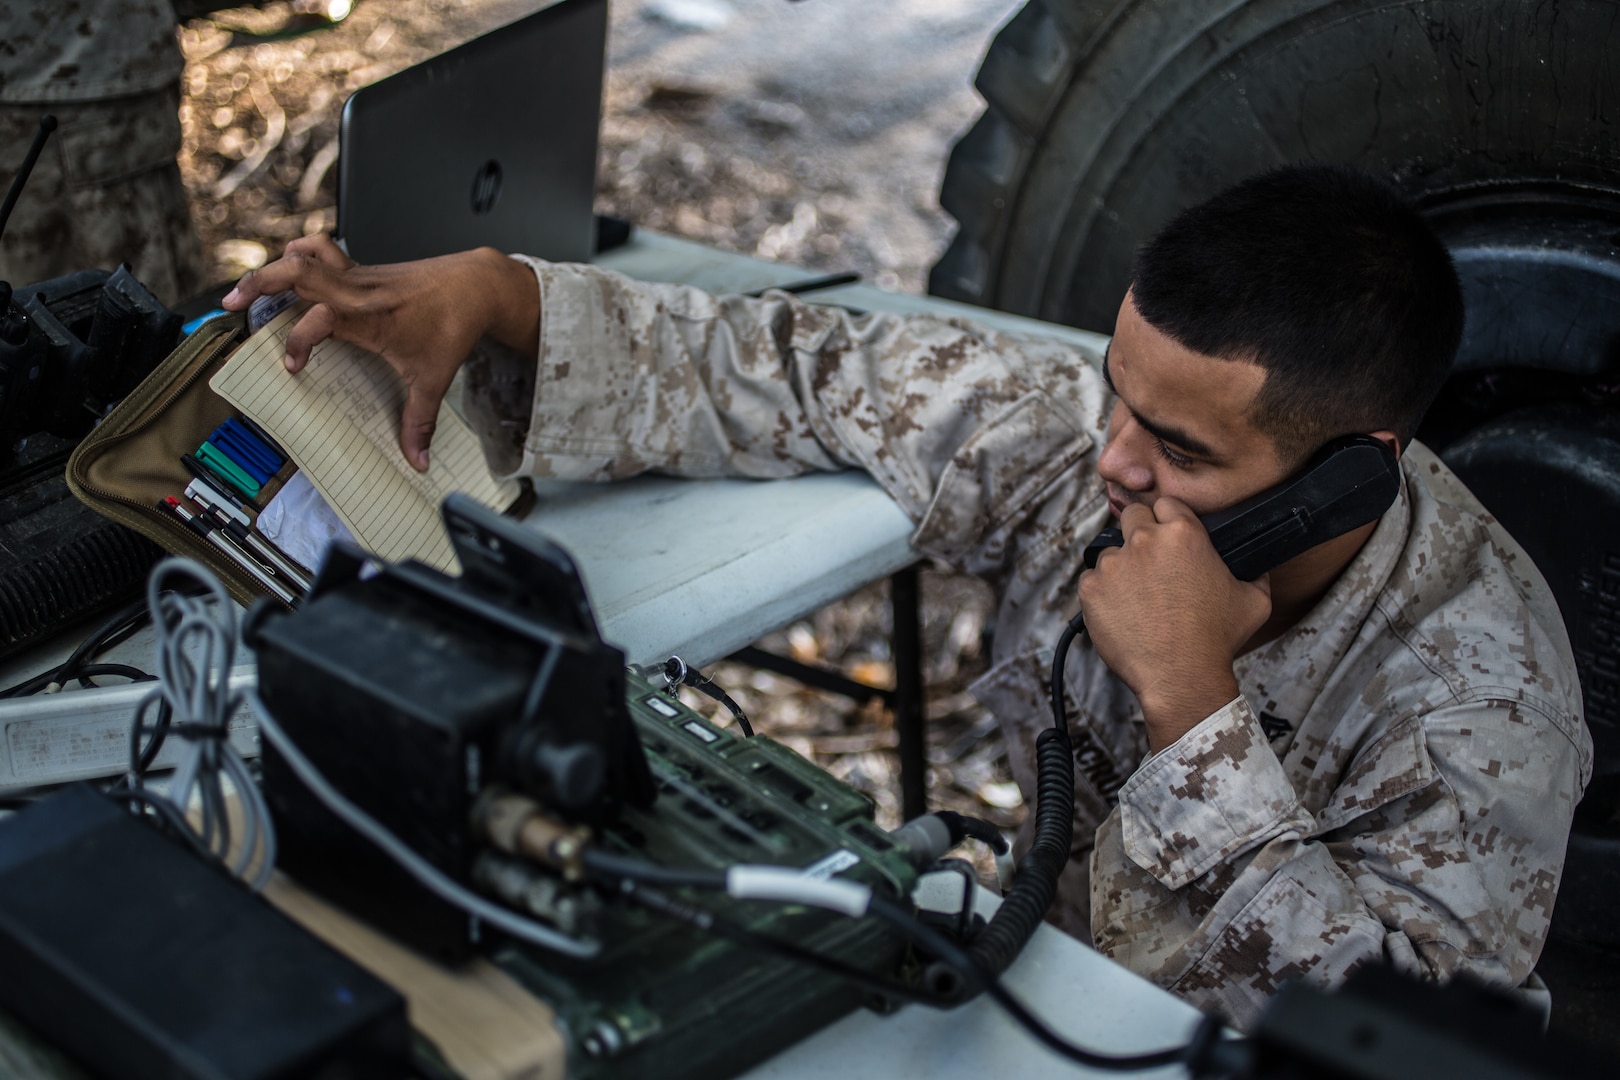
[1153,439,1195,469]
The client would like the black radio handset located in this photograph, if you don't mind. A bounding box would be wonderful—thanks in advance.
[1081,432,1403,580]
[960,434,1403,989]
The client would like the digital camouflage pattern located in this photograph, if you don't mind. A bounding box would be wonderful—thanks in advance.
[0,1,180,103]
[0,2,204,304]
[464,260,1591,1031]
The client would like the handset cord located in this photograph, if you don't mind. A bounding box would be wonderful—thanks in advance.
[955,610,1085,980]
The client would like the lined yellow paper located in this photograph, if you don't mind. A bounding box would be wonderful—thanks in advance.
[209,308,519,572]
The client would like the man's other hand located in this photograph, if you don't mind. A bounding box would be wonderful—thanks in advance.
[1078,498,1272,752]
[220,236,540,472]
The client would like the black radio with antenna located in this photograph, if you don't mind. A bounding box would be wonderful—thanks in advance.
[0,116,183,657]
[1,117,183,460]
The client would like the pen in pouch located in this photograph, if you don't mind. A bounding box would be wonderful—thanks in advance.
[195,443,262,498]
[233,414,288,460]
[177,498,308,606]
[213,422,281,476]
[162,497,296,604]
[186,477,251,528]
[210,426,274,477]
[205,435,274,487]
[202,505,313,593]
[182,454,255,508]
[223,417,286,470]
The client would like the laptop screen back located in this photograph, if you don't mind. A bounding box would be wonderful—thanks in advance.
[336,0,606,266]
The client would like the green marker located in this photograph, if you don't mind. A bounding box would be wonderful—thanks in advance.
[194,444,261,499]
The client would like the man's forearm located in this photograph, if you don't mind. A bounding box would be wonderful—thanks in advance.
[500,257,1113,547]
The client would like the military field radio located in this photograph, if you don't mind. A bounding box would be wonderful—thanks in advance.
[0,115,180,657]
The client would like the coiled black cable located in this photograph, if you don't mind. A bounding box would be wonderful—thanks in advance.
[959,610,1086,981]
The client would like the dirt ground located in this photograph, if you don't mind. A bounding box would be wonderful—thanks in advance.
[177,0,1029,871]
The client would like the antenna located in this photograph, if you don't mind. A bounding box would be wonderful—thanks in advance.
[0,114,57,245]
[1,115,59,320]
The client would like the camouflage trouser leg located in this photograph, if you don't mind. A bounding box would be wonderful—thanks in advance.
[0,86,207,307]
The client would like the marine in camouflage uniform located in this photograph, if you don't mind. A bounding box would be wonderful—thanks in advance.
[458,256,1590,1031]
[0,0,205,305]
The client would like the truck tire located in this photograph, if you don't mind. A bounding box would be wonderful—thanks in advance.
[932,0,1620,1048]
[932,0,1620,756]
[931,0,1620,334]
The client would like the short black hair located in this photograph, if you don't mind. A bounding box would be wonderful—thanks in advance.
[1129,163,1463,464]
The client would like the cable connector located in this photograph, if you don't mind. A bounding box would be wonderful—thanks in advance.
[475,788,593,882]
[661,656,755,737]
[932,811,1010,855]
[724,866,872,917]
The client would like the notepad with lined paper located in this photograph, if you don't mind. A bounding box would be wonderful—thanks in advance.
[209,308,520,573]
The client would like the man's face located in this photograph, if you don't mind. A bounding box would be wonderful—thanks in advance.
[1097,291,1294,520]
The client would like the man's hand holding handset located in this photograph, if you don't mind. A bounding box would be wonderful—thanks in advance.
[1078,498,1272,754]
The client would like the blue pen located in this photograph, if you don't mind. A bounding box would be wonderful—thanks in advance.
[212,423,279,476]
[208,428,273,480]
[204,436,274,486]
[234,415,288,460]
[214,421,283,475]
[223,418,285,469]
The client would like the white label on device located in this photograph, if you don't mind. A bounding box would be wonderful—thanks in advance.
[1,693,258,786]
[3,696,257,780]
[681,720,718,743]
[645,696,680,718]
[4,714,131,779]
[803,849,860,880]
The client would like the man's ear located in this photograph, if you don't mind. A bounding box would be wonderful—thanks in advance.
[1368,430,1402,461]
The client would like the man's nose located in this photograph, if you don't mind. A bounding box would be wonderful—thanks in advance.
[1097,410,1154,492]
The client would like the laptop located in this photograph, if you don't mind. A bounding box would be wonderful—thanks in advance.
[335,0,607,266]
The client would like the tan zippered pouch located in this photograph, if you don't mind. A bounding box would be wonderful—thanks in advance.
[66,312,535,609]
[66,312,302,610]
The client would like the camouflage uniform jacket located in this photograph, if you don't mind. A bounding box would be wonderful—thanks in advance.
[463,260,1592,1030]
[0,1,180,103]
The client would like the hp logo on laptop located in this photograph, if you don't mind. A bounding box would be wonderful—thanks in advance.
[470,160,503,215]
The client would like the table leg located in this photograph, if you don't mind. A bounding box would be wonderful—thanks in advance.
[891,564,926,821]
[727,563,929,821]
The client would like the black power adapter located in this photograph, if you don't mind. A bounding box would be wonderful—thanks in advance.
[0,785,410,1079]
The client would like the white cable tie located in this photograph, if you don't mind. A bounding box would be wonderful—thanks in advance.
[725,866,872,917]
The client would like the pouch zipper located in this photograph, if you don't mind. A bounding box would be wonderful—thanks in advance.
[69,326,243,513]
[65,316,294,608]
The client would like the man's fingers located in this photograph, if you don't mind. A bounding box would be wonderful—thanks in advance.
[281,233,356,271]
[223,249,347,310]
[222,254,305,309]
[283,304,337,372]
[399,381,445,472]
[1116,501,1157,537]
[1150,496,1199,524]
